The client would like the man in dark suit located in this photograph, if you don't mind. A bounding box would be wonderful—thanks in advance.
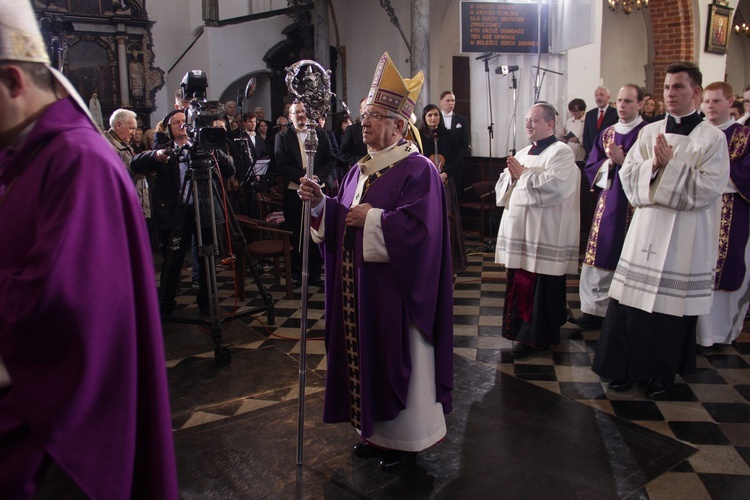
[275,101,335,286]
[230,113,265,216]
[439,90,470,157]
[582,86,618,161]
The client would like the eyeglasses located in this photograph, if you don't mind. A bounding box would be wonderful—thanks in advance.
[361,111,399,121]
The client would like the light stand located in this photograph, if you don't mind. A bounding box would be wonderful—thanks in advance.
[473,53,500,253]
[284,60,333,466]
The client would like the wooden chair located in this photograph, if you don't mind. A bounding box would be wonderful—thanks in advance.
[235,215,294,300]
[459,181,499,240]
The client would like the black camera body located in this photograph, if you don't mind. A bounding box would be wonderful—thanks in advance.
[180,70,227,154]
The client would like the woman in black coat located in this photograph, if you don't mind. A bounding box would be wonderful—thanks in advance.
[419,104,467,274]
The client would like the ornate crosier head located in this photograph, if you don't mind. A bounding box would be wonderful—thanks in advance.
[284,60,334,124]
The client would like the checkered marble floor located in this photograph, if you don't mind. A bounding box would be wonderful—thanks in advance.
[161,246,750,499]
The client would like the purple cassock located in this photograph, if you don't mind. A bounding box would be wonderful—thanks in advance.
[318,149,454,439]
[583,122,647,270]
[0,98,178,498]
[715,123,750,291]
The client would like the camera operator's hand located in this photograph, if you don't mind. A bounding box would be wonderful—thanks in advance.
[154,149,170,163]
[298,177,324,208]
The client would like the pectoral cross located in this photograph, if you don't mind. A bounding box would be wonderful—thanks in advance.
[641,243,657,261]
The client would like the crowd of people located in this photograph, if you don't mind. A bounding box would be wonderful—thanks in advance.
[130,53,750,471]
[505,62,748,404]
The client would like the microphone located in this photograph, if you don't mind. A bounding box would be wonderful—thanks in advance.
[495,65,519,75]
[475,53,499,61]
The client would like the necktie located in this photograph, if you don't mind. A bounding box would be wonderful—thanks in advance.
[597,109,604,130]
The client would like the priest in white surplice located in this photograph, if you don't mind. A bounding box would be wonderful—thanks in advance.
[495,103,580,359]
[696,82,750,347]
[593,62,729,400]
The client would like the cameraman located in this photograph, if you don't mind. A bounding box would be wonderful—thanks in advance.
[132,111,235,316]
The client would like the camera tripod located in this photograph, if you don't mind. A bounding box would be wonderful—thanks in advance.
[160,147,274,366]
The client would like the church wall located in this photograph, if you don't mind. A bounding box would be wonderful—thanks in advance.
[204,16,290,112]
[600,8,649,95]
[726,35,750,92]
[329,0,412,111]
[148,0,205,119]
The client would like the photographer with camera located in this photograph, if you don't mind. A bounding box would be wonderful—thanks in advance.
[132,110,235,316]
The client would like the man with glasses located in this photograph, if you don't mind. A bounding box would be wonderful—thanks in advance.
[275,101,334,286]
[582,86,618,162]
[297,52,454,471]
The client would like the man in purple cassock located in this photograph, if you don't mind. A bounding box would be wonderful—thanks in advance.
[571,85,648,331]
[697,82,750,346]
[0,2,178,497]
[298,52,454,472]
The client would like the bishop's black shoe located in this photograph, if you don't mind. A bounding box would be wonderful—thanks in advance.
[379,450,417,471]
[568,313,603,330]
[352,442,384,459]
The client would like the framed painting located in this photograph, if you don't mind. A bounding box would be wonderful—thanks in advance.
[705,2,733,54]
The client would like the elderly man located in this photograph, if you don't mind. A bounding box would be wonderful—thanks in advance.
[275,101,334,286]
[104,108,137,168]
[0,1,177,497]
[696,82,750,347]
[495,103,581,359]
[570,84,648,330]
[582,86,618,161]
[298,52,453,471]
[593,62,729,400]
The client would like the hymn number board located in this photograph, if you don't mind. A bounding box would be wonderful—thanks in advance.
[460,1,549,54]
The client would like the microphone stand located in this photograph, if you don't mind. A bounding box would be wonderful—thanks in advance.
[284,60,333,466]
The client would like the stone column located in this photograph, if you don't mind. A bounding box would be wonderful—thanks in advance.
[314,0,330,70]
[410,0,429,113]
[116,32,129,106]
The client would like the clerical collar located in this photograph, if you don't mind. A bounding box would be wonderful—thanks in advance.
[665,111,702,136]
[529,134,557,155]
[713,117,735,131]
[614,115,644,135]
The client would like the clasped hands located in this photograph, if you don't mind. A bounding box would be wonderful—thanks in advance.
[506,156,526,181]
[298,177,371,227]
[605,143,625,166]
[652,133,673,172]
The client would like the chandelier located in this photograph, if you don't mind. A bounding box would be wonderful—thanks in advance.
[736,22,750,37]
[608,0,649,15]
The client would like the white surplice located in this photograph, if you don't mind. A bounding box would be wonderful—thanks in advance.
[610,120,729,317]
[494,141,580,276]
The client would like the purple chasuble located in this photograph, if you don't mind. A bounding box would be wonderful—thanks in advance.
[715,123,750,290]
[319,150,454,439]
[583,122,647,270]
[0,98,178,498]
